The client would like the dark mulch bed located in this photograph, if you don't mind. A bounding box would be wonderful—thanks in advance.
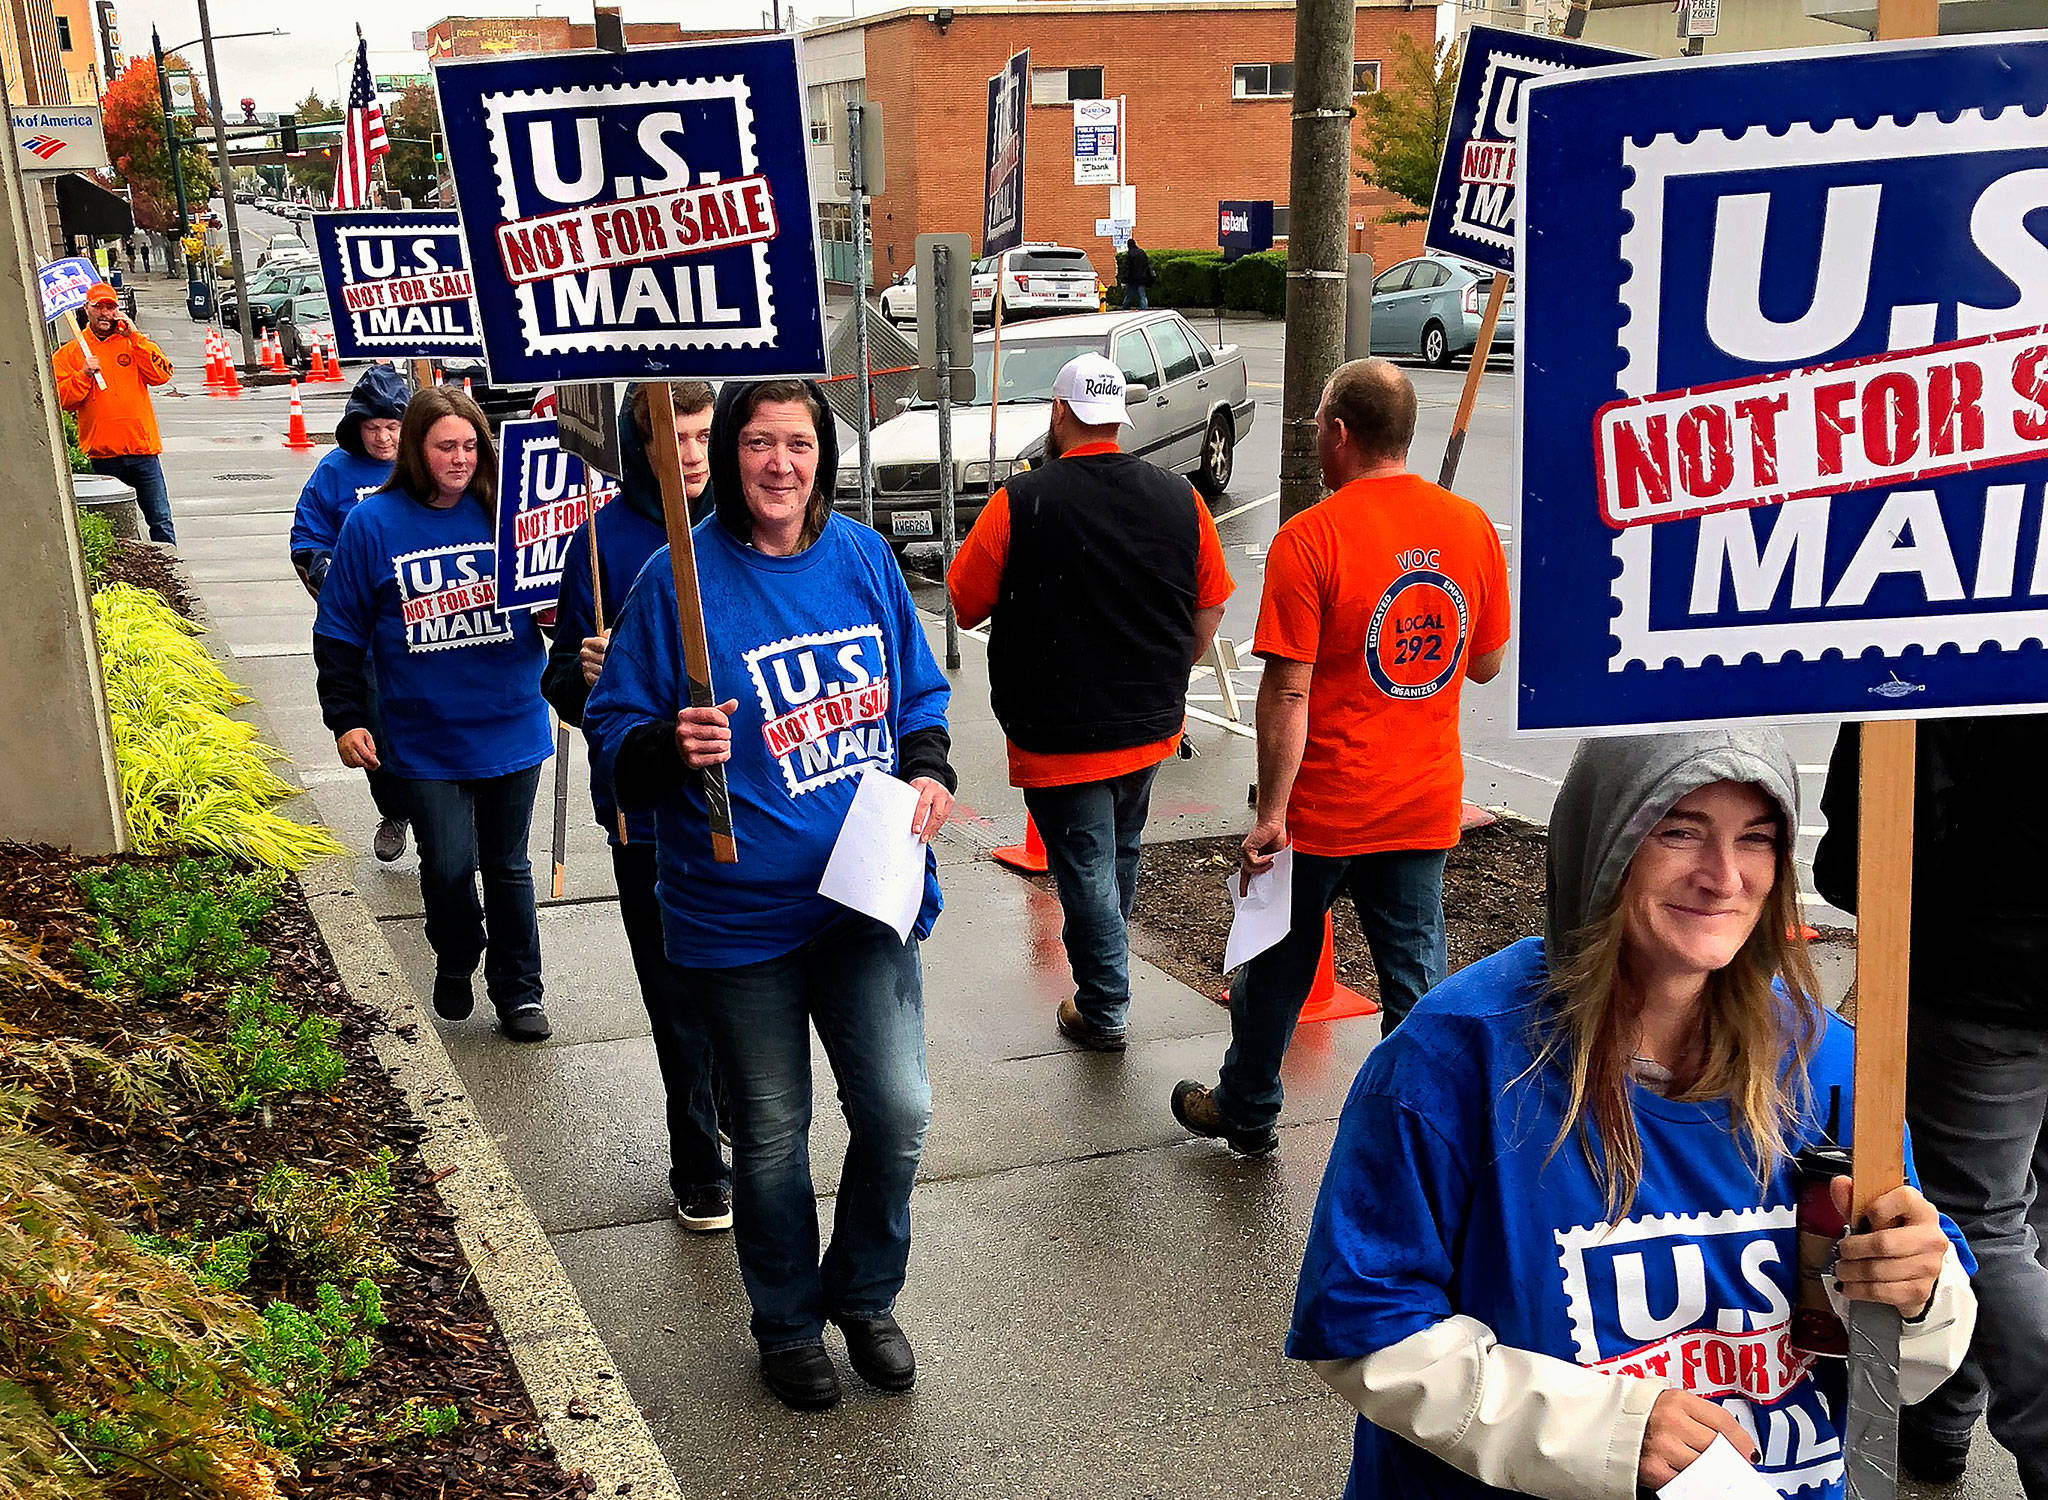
[1119,819,1550,1005]
[3,540,591,1498]
[98,536,198,616]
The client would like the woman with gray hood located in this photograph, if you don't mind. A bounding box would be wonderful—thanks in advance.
[1287,730,1978,1500]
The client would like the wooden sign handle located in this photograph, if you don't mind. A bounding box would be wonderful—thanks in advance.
[643,382,738,865]
[1436,274,1509,492]
[1851,718,1913,1217]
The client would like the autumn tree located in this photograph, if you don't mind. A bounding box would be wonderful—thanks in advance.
[286,91,343,195]
[382,84,443,206]
[101,55,217,242]
[1355,35,1460,224]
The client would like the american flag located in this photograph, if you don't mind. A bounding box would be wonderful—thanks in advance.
[334,34,390,209]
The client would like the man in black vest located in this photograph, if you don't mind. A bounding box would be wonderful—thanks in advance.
[950,353,1233,1050]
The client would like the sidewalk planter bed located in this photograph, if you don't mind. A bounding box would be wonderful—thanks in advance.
[0,535,588,1500]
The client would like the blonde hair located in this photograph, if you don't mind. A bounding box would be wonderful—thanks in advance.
[1535,836,1824,1221]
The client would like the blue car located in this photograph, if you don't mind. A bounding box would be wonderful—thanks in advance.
[1368,254,1516,368]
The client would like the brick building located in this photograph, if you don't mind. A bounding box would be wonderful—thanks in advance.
[801,0,1438,287]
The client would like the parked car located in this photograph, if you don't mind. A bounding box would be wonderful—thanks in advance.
[437,357,542,433]
[879,266,919,326]
[222,262,322,330]
[1367,254,1516,367]
[970,243,1099,324]
[275,291,334,370]
[835,309,1252,557]
[256,233,311,271]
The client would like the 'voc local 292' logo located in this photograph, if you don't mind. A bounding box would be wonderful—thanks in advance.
[1514,36,2048,733]
[434,35,827,385]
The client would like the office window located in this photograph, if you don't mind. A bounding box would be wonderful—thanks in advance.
[1030,66,1103,104]
[1272,205,1291,237]
[1353,61,1380,94]
[55,14,73,48]
[808,85,830,143]
[1231,62,1294,98]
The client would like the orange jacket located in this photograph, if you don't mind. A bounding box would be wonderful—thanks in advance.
[53,324,173,457]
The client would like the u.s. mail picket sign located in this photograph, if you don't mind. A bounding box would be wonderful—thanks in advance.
[313,211,484,362]
[434,35,827,385]
[1515,34,2048,734]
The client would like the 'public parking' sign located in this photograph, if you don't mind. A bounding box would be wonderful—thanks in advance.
[435,35,827,385]
[311,211,485,362]
[1515,35,2048,735]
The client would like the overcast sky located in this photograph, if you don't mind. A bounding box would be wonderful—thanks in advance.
[120,0,871,109]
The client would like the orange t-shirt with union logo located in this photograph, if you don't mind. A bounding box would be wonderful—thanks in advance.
[1253,472,1510,857]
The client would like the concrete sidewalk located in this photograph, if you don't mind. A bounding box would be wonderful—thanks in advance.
[129,278,2019,1500]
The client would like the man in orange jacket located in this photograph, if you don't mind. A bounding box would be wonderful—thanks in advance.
[53,283,176,543]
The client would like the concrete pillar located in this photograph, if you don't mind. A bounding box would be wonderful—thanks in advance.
[0,102,128,854]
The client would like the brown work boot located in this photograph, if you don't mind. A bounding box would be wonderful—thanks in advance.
[1171,1081,1278,1157]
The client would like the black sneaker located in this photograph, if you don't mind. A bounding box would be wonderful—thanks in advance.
[1170,1080,1279,1157]
[372,818,408,864]
[498,1004,553,1043]
[833,1311,915,1393]
[431,972,474,1021]
[677,1184,733,1233]
[1900,1423,1970,1485]
[759,1342,840,1411]
[1056,998,1128,1052]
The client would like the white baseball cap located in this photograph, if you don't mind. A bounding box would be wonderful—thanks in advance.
[1052,352,1128,426]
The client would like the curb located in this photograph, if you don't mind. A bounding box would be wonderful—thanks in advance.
[167,555,680,1500]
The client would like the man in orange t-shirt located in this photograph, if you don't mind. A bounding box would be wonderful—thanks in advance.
[52,284,176,543]
[950,353,1233,1051]
[1174,358,1510,1155]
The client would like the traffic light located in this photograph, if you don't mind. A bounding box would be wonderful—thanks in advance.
[279,113,298,154]
[431,131,445,164]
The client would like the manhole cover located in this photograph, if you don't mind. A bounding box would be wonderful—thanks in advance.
[215,473,276,482]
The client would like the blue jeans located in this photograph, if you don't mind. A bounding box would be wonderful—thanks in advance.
[91,453,174,544]
[1903,1007,2048,1495]
[690,916,931,1350]
[612,841,727,1195]
[1129,285,1149,309]
[405,765,544,1014]
[1214,847,1448,1134]
[1023,764,1160,1033]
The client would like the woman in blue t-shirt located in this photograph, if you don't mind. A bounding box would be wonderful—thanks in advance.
[313,385,554,1043]
[1289,730,1977,1500]
[585,378,955,1414]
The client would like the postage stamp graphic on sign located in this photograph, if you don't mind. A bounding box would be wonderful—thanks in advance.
[479,75,776,357]
[743,625,895,799]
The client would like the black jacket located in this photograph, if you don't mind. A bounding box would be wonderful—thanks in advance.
[1813,716,2048,1027]
[1124,245,1152,288]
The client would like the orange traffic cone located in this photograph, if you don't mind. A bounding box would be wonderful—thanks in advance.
[991,813,1049,874]
[281,380,318,451]
[308,338,330,382]
[212,347,243,398]
[462,375,474,398]
[322,333,344,381]
[1294,913,1380,1024]
[202,333,224,390]
[270,331,287,372]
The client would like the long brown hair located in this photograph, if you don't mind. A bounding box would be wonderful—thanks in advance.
[382,384,497,517]
[732,379,833,551]
[1535,832,1825,1221]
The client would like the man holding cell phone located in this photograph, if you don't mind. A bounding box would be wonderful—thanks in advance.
[53,284,177,545]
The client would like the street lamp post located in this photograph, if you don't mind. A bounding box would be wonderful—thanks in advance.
[195,0,257,371]
[149,26,190,275]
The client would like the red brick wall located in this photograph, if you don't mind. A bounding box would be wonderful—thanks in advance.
[858,4,1437,283]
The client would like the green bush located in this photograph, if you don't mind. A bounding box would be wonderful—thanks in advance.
[222,983,346,1114]
[1221,250,1288,317]
[253,1152,397,1285]
[240,1278,385,1449]
[77,510,117,581]
[73,858,279,999]
[62,412,91,474]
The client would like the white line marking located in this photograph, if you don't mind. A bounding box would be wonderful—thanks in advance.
[1211,490,1281,525]
[1464,753,1565,789]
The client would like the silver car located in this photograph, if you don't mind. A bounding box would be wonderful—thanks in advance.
[836,310,1254,556]
[1368,254,1516,368]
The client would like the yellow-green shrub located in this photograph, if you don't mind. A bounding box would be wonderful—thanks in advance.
[90,586,345,871]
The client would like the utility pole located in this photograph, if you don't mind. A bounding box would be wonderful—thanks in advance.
[848,97,877,529]
[150,27,191,274]
[1278,0,1356,521]
[196,0,257,372]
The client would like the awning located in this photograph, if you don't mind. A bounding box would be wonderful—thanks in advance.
[56,174,133,242]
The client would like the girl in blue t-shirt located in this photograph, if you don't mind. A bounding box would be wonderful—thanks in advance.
[585,378,955,1414]
[1289,730,1977,1500]
[313,386,553,1044]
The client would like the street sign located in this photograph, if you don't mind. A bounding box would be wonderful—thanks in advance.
[982,49,1028,257]
[1073,97,1118,186]
[1681,0,1719,37]
[434,35,828,386]
[1095,217,1133,240]
[1423,26,1634,274]
[829,100,885,195]
[554,381,623,479]
[11,104,109,172]
[914,232,973,404]
[493,418,620,613]
[167,72,196,115]
[37,256,98,321]
[1515,33,2048,737]
[1218,200,1274,260]
[310,210,485,362]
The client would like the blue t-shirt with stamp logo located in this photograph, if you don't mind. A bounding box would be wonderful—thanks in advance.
[1288,937,1972,1500]
[315,488,553,782]
[584,512,951,969]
